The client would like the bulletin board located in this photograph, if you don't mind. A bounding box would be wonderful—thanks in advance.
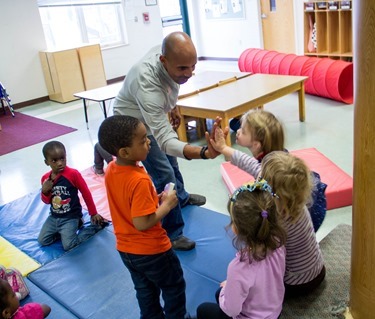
[204,0,245,20]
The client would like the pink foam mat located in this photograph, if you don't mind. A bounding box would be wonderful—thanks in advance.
[220,148,353,210]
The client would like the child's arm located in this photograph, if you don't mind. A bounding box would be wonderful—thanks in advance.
[41,304,51,318]
[133,190,178,231]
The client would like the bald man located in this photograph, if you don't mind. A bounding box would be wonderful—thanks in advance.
[113,32,219,251]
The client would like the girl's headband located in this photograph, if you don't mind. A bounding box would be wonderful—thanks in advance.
[230,178,278,202]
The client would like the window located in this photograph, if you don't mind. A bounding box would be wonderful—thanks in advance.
[38,0,128,50]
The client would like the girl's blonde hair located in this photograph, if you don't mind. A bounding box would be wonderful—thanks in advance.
[261,151,313,222]
[227,185,286,262]
[241,110,284,154]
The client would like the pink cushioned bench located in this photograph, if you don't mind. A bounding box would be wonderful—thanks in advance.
[220,148,353,210]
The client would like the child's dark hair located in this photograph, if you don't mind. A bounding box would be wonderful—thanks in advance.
[42,141,65,159]
[98,115,141,156]
[227,187,286,262]
[0,279,9,315]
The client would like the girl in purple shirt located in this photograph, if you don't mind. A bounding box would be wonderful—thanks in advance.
[0,278,50,319]
[197,179,287,319]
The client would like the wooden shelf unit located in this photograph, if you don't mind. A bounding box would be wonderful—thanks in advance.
[304,1,352,61]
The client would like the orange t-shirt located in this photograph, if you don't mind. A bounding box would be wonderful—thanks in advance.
[104,161,171,254]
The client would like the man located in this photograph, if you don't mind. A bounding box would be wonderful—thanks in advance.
[113,31,219,251]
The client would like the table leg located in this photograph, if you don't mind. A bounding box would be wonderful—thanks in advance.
[102,101,107,118]
[298,82,306,122]
[83,99,89,129]
[177,114,188,142]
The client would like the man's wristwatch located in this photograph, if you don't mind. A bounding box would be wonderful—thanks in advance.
[200,146,209,159]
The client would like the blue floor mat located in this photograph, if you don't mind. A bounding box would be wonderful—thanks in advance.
[27,206,235,318]
[0,190,97,265]
[22,278,79,319]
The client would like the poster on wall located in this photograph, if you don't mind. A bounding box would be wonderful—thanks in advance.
[205,0,245,20]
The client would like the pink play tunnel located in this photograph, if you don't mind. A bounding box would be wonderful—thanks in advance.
[238,48,353,104]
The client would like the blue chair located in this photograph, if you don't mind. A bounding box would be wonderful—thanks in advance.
[0,82,15,117]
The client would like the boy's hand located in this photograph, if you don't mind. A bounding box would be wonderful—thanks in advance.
[160,190,178,211]
[42,179,54,194]
[90,213,107,226]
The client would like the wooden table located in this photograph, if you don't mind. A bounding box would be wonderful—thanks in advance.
[73,71,250,129]
[179,70,251,98]
[74,82,122,128]
[176,74,308,146]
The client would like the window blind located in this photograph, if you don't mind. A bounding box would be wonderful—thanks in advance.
[38,0,121,7]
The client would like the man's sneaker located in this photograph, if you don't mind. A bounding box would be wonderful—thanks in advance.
[171,236,196,251]
[92,165,104,176]
[187,194,206,206]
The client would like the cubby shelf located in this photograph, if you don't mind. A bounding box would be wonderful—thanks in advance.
[304,1,352,61]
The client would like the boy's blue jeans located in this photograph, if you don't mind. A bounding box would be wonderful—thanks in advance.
[141,135,189,241]
[119,249,186,319]
[38,215,101,251]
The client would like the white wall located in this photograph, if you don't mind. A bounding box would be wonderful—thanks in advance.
[0,1,47,104]
[0,0,164,104]
[0,0,304,104]
[188,0,263,59]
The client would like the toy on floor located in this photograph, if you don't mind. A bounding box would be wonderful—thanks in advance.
[0,265,29,300]
[238,48,353,104]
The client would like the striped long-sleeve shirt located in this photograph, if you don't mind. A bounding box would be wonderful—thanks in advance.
[231,150,324,285]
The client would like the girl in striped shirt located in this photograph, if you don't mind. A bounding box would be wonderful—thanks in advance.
[261,151,325,296]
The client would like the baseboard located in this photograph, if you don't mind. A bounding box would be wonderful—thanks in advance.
[13,76,125,109]
[13,96,49,110]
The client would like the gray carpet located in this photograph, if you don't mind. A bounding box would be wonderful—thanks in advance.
[281,224,351,318]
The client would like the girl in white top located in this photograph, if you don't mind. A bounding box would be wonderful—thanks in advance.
[211,114,325,297]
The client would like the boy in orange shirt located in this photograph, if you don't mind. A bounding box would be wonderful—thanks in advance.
[98,115,188,318]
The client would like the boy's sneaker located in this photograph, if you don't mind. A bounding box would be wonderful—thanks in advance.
[92,165,104,176]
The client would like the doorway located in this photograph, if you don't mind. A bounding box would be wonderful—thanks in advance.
[158,0,190,37]
[260,0,296,53]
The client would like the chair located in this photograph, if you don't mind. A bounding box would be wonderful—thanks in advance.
[0,82,15,117]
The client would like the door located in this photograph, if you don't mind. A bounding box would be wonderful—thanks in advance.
[158,0,190,37]
[260,0,296,53]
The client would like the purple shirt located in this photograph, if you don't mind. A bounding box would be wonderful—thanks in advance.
[13,303,44,319]
[219,247,286,319]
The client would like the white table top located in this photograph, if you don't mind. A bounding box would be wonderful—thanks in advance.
[74,82,122,102]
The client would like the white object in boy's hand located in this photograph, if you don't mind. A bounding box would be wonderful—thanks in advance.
[164,182,175,195]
